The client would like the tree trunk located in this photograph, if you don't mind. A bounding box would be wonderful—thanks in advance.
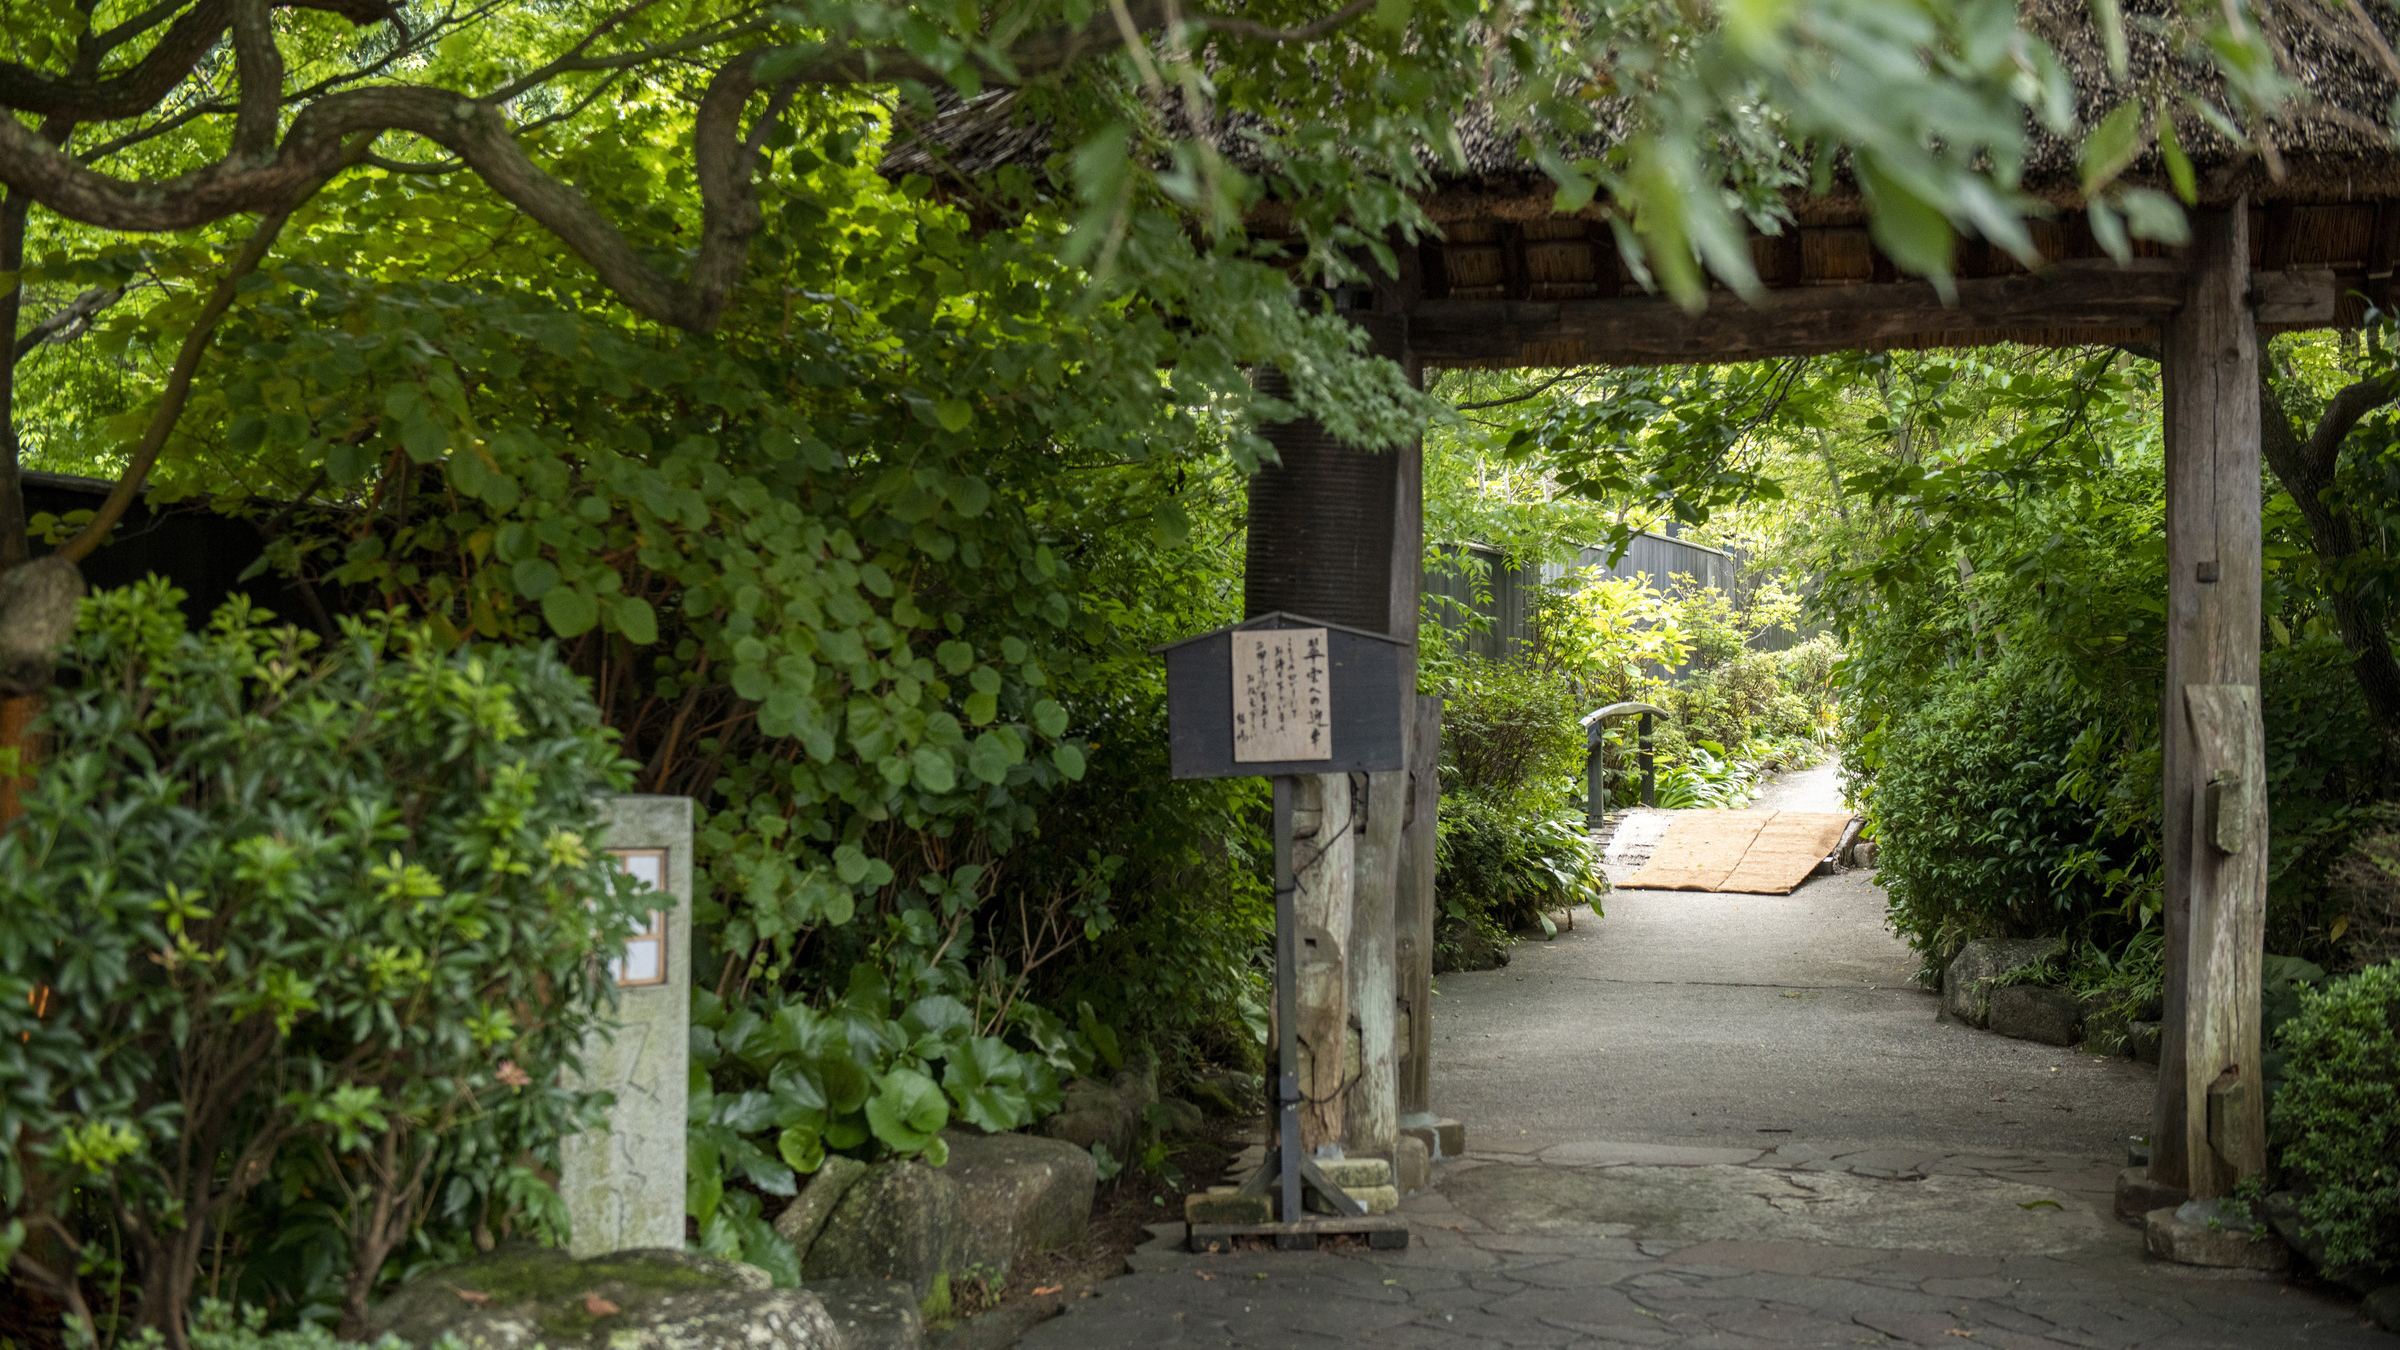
[1,189,29,571]
[2257,364,2400,760]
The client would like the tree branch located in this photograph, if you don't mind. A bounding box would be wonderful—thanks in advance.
[12,286,122,365]
[230,0,286,162]
[1451,368,1594,411]
[58,203,301,564]
[0,3,1173,334]
[0,0,397,121]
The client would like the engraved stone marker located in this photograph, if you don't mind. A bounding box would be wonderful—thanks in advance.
[559,795,692,1257]
[1232,627,1330,762]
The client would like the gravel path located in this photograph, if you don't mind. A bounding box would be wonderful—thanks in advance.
[1019,757,2393,1348]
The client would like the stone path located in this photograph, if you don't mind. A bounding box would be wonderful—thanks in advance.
[1017,756,2393,1348]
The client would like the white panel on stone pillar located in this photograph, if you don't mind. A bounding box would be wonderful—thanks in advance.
[560,795,693,1257]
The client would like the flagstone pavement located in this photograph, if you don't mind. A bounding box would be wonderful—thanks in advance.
[1017,759,2394,1348]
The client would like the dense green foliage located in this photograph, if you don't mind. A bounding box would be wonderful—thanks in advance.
[0,583,647,1341]
[2270,963,2400,1274]
[0,0,2357,1333]
[1432,661,1605,969]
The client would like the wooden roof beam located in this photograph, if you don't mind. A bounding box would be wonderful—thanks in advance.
[1404,260,2336,366]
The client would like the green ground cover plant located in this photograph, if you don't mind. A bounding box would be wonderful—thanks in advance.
[0,582,649,1346]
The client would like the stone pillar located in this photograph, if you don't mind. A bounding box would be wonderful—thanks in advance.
[560,794,693,1256]
[2155,201,2267,1199]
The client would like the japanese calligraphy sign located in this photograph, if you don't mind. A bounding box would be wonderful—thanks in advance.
[1155,611,1406,779]
[1232,627,1331,762]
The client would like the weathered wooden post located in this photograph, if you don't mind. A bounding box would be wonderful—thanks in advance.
[1246,362,1411,1167]
[1394,693,1441,1130]
[561,795,694,1256]
[2151,200,2270,1219]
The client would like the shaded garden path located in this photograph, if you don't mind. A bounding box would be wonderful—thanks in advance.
[1020,759,2394,1347]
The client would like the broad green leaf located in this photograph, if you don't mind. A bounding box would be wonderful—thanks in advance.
[2079,101,2143,195]
[541,586,598,638]
[613,596,659,645]
[865,1068,948,1152]
[910,746,956,793]
[777,1126,825,1174]
[511,558,560,600]
[1052,743,1086,781]
[2159,113,2197,205]
[1031,699,1068,739]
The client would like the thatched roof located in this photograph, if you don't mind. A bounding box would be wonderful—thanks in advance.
[884,1,2400,361]
[887,0,2400,217]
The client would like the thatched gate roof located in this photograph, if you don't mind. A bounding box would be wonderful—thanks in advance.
[888,0,2400,364]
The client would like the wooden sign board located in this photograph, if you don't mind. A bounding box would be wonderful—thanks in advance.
[1154,612,1407,779]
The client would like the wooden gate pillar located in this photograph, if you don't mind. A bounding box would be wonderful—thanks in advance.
[2155,199,2269,1198]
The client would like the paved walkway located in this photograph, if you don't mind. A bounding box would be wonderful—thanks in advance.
[1021,757,2392,1348]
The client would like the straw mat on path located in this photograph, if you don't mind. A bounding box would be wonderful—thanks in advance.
[1621,809,1855,894]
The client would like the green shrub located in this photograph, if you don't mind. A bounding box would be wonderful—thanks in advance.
[1862,657,2153,959]
[2270,962,2400,1275]
[0,582,647,1344]
[1434,660,1605,969]
[1440,659,1586,800]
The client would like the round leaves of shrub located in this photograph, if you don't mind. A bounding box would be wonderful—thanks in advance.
[0,581,647,1340]
[2270,961,2400,1274]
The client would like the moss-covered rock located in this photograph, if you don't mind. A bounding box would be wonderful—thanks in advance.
[802,1163,962,1302]
[370,1247,843,1350]
[943,1129,1097,1280]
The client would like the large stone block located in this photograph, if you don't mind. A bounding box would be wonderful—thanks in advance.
[2113,1166,2186,1226]
[371,1247,843,1350]
[1987,985,2081,1045]
[810,1279,924,1350]
[2144,1202,2289,1271]
[1185,1188,1274,1225]
[2365,1286,2400,1333]
[1939,938,2062,1028]
[774,1155,869,1251]
[1401,1117,1465,1159]
[1394,1135,1430,1194]
[803,1161,963,1301]
[942,1129,1098,1280]
[1317,1157,1392,1189]
[1040,1054,1158,1164]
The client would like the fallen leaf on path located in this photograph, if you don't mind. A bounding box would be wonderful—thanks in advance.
[583,1294,621,1316]
[450,1288,492,1307]
[1944,1331,1976,1338]
[1194,1272,1217,1281]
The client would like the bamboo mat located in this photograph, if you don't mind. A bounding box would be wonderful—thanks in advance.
[1621,810,1855,894]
